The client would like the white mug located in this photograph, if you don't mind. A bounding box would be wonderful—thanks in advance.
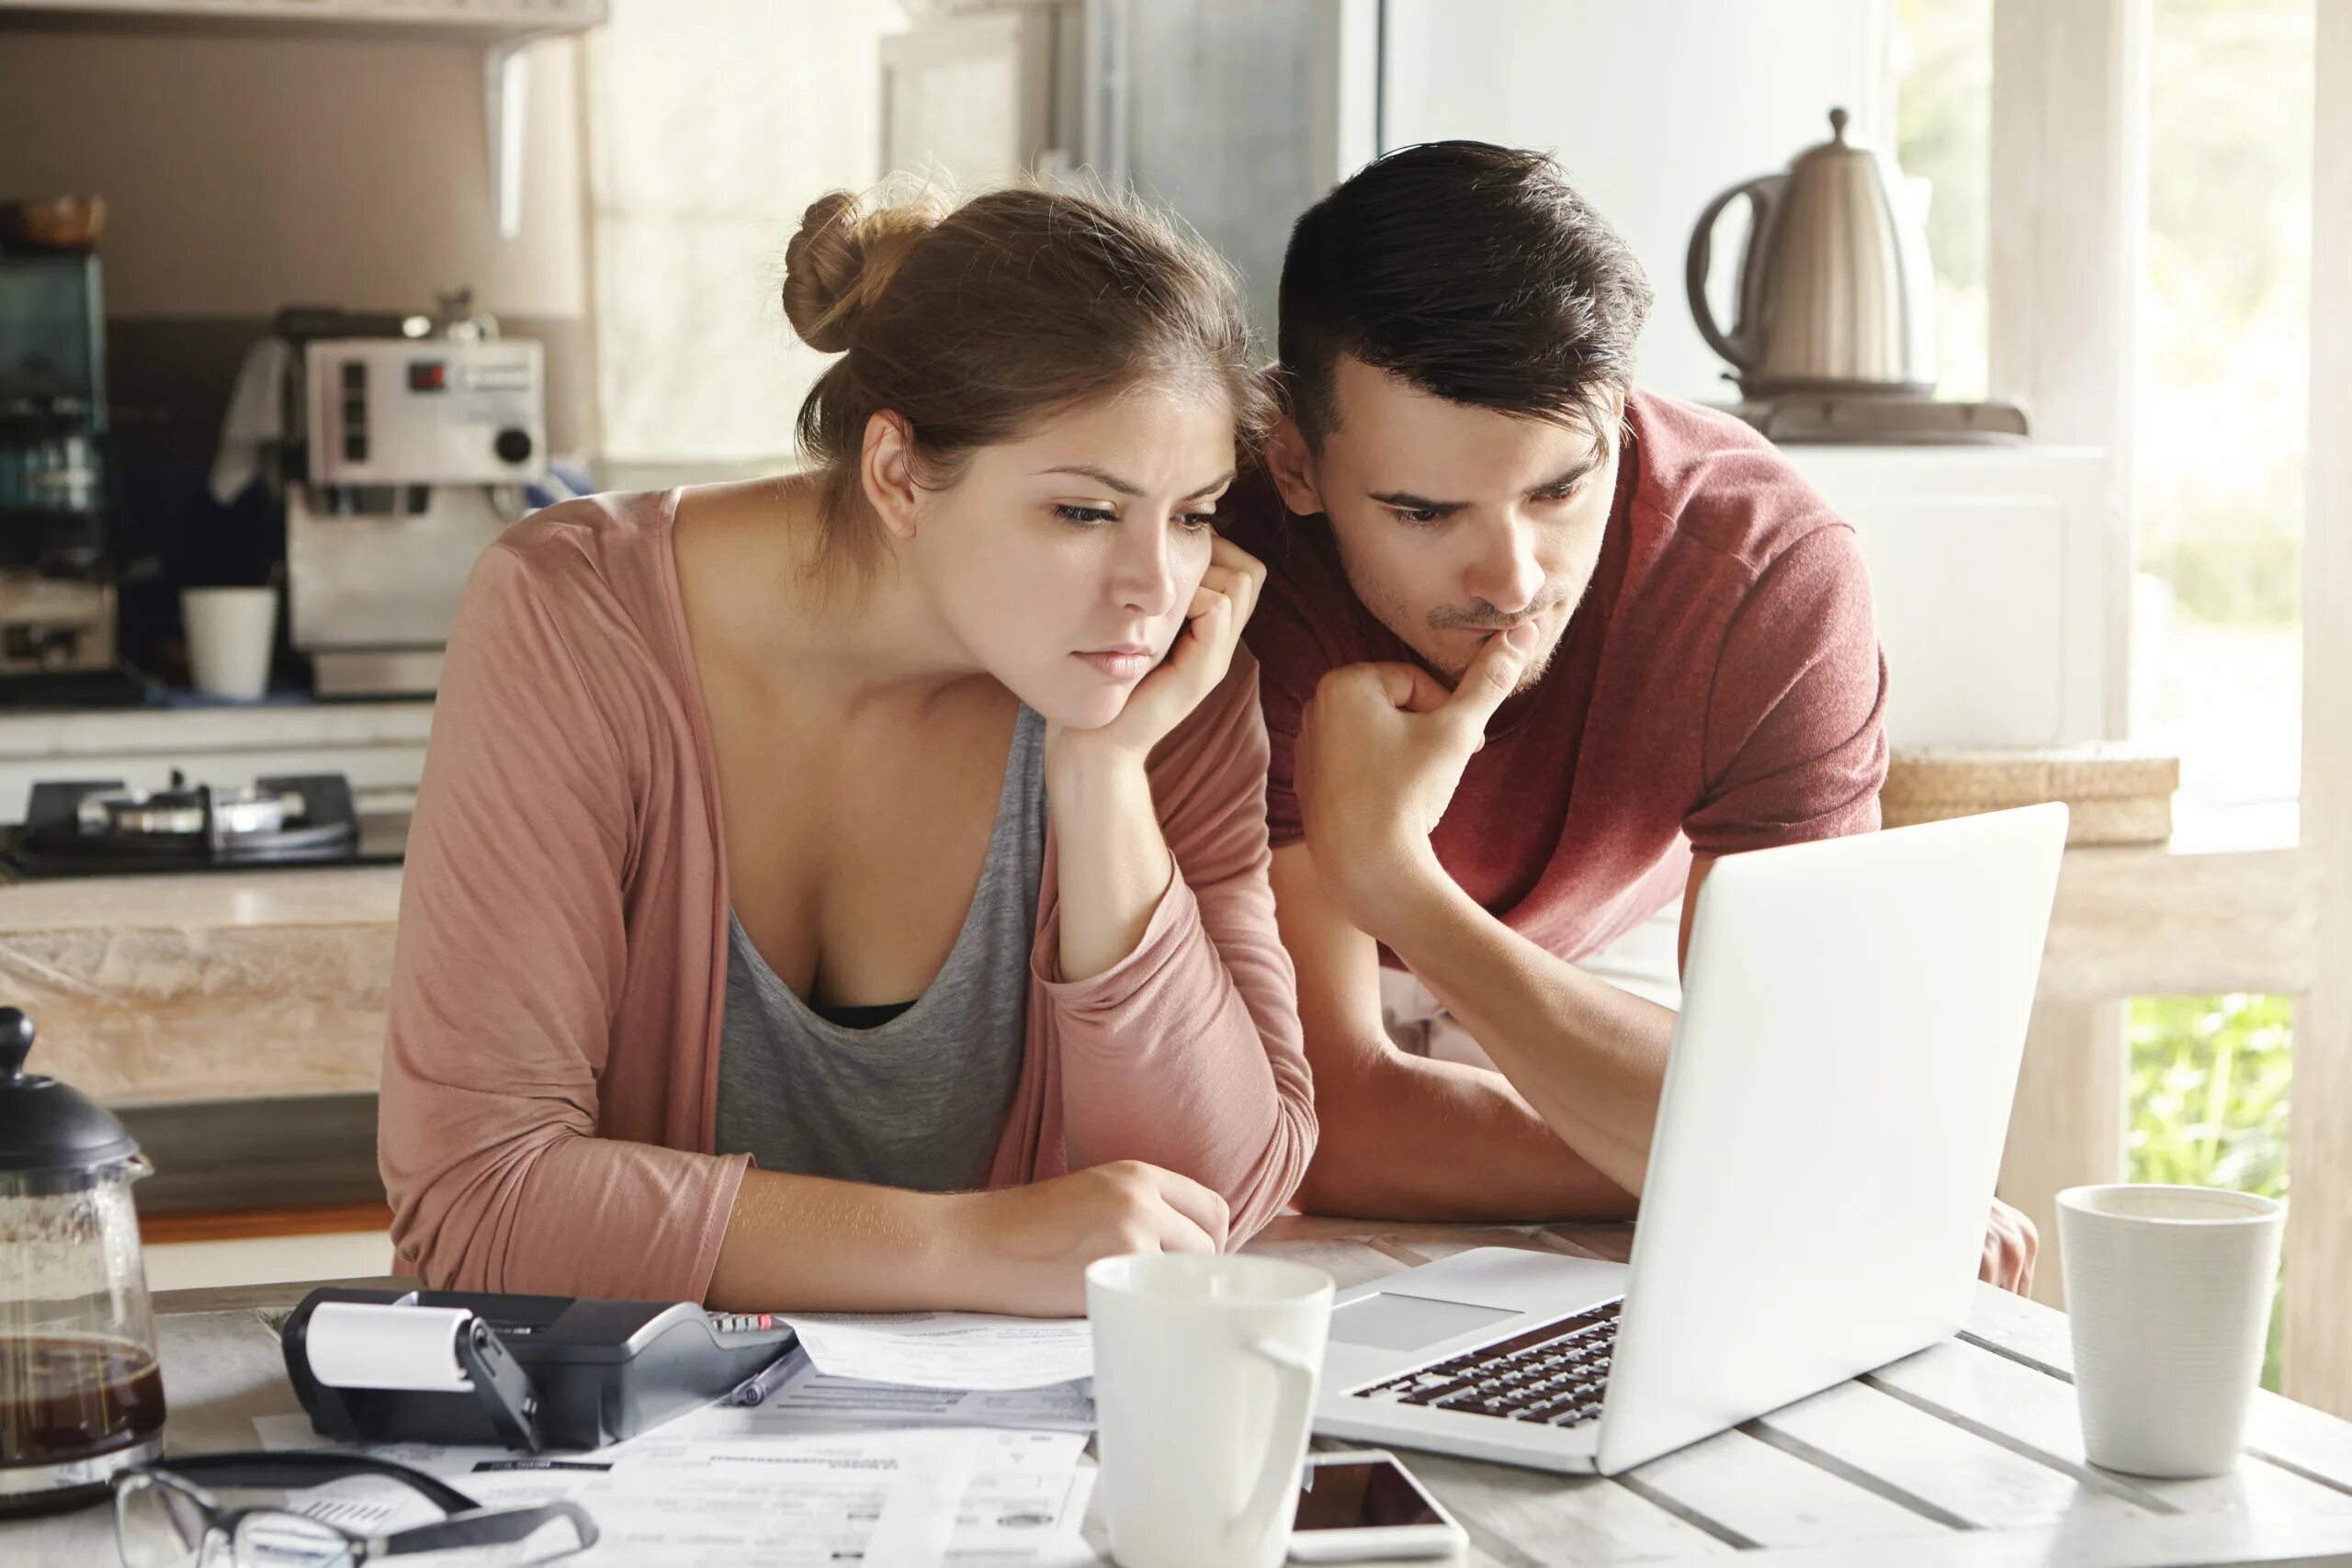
[1086,1252,1334,1568]
[2058,1183,2285,1477]
[182,587,278,701]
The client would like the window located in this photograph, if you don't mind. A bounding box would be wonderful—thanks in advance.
[2131,0,2313,831]
[2120,0,2315,1400]
[2129,993,2290,1389]
[1894,0,1992,401]
[580,0,913,479]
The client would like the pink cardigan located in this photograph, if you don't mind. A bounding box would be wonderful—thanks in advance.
[378,490,1316,1302]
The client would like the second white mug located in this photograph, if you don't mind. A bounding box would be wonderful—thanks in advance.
[2058,1182,2284,1477]
[1087,1251,1334,1568]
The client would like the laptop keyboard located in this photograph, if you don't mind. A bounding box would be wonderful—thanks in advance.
[1348,1298,1621,1428]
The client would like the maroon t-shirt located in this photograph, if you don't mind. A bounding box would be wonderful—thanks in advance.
[1227,389,1889,966]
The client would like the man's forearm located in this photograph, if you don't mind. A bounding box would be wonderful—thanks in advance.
[1375,872,1676,1198]
[1298,1045,1635,1222]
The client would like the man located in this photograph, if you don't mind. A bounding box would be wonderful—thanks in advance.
[1227,141,2038,1292]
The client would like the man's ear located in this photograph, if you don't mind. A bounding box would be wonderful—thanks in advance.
[1263,416,1327,518]
[859,411,921,541]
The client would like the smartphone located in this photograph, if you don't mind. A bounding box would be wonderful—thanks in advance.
[1289,1449,1468,1562]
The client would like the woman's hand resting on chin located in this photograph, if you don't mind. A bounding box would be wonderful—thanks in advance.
[1040,534,1266,983]
[1046,535,1266,768]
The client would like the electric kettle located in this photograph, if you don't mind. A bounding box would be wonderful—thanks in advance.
[0,1006,165,1514]
[1686,107,1939,396]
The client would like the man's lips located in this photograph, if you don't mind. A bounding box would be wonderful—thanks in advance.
[1437,597,1566,636]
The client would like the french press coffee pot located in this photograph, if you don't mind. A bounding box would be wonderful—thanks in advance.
[0,1005,166,1513]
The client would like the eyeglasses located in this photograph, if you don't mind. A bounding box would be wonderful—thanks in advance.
[111,1450,596,1568]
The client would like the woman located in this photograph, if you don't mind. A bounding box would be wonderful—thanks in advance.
[378,184,1315,1314]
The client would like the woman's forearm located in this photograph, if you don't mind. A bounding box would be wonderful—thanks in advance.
[708,1162,1230,1316]
[1047,742,1175,982]
[707,1168,969,1311]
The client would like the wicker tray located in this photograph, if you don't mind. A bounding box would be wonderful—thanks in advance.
[1882,744,2181,846]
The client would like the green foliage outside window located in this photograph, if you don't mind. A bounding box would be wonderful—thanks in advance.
[2128,994,2291,1390]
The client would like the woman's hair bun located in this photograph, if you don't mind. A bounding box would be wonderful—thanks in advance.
[782,186,946,355]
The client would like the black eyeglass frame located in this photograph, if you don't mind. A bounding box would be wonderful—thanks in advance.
[110,1450,596,1564]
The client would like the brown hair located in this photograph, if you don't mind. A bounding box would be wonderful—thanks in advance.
[782,181,1272,566]
[1279,141,1652,451]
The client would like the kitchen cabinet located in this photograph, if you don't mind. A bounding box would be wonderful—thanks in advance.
[1781,444,2124,750]
[0,0,609,237]
[0,1,603,31]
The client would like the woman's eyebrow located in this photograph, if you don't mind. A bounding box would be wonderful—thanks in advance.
[1037,465,1235,500]
[1038,464,1141,494]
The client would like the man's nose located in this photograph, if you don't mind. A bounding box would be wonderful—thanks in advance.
[1464,523,1545,617]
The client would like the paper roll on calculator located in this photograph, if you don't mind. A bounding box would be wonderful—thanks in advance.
[303,1302,479,1392]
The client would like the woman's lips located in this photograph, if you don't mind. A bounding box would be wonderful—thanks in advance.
[1075,647,1155,681]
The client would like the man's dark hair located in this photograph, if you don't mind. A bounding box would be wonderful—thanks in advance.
[1278,141,1653,449]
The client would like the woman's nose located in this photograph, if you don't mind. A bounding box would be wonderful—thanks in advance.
[1113,517,1182,616]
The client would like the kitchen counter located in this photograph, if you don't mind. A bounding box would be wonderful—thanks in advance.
[0,697,431,758]
[0,863,401,1104]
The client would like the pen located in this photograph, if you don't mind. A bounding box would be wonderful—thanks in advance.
[728,1348,800,1407]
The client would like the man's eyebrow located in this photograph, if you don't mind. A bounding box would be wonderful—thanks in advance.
[1368,454,1604,515]
[1037,466,1235,501]
[1366,490,1469,516]
[1530,453,1606,494]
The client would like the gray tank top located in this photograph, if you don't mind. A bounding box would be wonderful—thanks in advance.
[713,705,1046,1192]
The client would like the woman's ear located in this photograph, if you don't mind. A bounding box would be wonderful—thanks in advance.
[1262,417,1326,518]
[859,411,922,540]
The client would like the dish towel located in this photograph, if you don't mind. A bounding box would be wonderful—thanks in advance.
[209,337,293,506]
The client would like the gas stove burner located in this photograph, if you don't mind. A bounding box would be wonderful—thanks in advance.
[6,772,364,877]
[74,772,311,840]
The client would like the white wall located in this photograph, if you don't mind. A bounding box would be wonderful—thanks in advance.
[1378,0,1894,403]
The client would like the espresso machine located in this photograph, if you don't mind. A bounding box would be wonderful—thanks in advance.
[0,253,119,686]
[280,304,546,695]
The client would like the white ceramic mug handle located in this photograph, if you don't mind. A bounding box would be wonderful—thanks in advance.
[1223,1335,1319,1556]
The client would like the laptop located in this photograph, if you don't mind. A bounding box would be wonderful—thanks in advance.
[1313,804,2070,1475]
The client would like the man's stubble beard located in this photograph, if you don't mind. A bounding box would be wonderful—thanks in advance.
[1338,554,1581,695]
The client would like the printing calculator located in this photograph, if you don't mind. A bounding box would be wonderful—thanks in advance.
[284,1287,799,1452]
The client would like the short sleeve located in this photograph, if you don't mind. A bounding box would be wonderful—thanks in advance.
[1227,484,1383,853]
[1240,581,1324,851]
[1684,525,1889,856]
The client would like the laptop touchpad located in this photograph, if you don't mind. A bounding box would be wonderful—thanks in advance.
[1329,1292,1519,1352]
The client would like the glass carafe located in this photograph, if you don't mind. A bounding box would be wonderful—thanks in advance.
[0,1006,165,1514]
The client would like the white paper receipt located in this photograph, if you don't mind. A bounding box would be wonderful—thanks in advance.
[778,1311,1093,1391]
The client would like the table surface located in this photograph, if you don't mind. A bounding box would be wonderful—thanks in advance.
[11,1217,2352,1567]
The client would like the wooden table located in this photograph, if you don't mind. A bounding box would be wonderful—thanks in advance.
[10,1218,2352,1566]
